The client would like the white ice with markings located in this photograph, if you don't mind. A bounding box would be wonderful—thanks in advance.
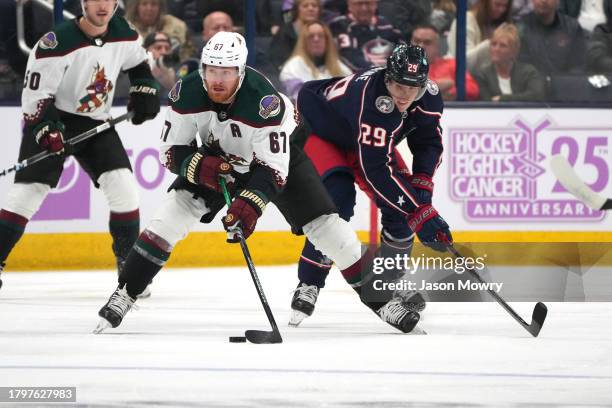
[0,266,611,407]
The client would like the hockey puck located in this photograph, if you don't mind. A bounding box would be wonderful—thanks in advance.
[229,336,247,343]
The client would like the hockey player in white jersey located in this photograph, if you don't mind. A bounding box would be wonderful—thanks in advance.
[95,31,423,334]
[0,0,160,290]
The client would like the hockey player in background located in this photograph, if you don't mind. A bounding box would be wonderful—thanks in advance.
[289,44,453,326]
[94,31,423,334]
[0,0,160,291]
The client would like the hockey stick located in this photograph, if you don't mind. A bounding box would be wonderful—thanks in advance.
[439,235,548,337]
[0,111,134,177]
[220,179,283,344]
[550,154,612,211]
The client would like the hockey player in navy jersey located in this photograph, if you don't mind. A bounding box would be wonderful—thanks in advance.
[0,0,160,291]
[290,44,453,326]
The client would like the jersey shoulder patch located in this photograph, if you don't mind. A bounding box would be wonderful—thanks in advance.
[170,71,210,113]
[233,67,285,127]
[35,20,87,59]
[106,16,139,43]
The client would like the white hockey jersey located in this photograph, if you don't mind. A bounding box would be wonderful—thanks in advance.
[161,68,298,188]
[22,16,147,124]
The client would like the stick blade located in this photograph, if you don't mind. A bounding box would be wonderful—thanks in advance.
[245,329,283,344]
[527,302,548,337]
[550,155,606,210]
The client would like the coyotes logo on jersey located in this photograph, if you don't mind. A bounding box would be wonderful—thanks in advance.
[77,64,114,113]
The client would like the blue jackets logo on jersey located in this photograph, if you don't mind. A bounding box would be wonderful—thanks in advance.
[169,79,182,102]
[375,96,394,114]
[426,80,439,96]
[39,32,58,50]
[259,95,281,119]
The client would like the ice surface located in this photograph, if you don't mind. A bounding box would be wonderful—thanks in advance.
[0,266,611,407]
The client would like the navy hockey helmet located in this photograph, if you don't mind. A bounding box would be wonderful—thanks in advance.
[385,44,430,100]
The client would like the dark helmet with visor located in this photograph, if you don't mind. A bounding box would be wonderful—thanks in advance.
[385,44,430,100]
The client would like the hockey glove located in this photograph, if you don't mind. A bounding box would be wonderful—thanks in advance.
[407,173,433,204]
[180,151,234,191]
[222,189,267,243]
[407,204,452,252]
[33,120,66,155]
[128,79,160,125]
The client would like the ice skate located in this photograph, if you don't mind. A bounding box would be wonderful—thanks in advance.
[136,284,152,299]
[289,282,320,327]
[118,258,151,299]
[394,290,426,313]
[377,297,424,334]
[93,285,137,334]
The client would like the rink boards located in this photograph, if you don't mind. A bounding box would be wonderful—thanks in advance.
[0,106,611,269]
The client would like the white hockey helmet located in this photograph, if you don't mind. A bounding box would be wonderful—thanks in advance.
[200,31,248,91]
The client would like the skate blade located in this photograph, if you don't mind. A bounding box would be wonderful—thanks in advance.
[288,310,309,327]
[92,318,112,334]
[409,325,427,335]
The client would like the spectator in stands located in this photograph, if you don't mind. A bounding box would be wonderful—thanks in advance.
[203,11,235,43]
[474,23,545,101]
[280,21,351,102]
[126,0,194,60]
[431,0,457,34]
[329,0,402,70]
[143,31,176,92]
[587,6,612,72]
[376,0,432,39]
[518,0,586,74]
[270,0,321,70]
[511,0,533,21]
[187,11,235,55]
[196,0,273,35]
[278,0,342,26]
[559,0,612,32]
[411,24,480,101]
[447,0,513,73]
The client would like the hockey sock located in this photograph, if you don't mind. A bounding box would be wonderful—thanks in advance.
[0,209,28,264]
[109,210,140,273]
[120,229,171,298]
[297,240,332,287]
[339,250,388,312]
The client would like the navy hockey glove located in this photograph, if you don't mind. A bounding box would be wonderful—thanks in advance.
[33,121,65,155]
[407,173,433,204]
[128,79,160,125]
[222,190,267,243]
[407,204,452,252]
[181,152,234,192]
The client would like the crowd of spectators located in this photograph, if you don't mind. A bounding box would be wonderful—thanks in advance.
[1,0,612,103]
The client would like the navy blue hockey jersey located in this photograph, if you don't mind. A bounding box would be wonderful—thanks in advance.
[297,67,444,217]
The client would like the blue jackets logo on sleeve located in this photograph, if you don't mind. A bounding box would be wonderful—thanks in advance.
[259,95,281,119]
[426,80,439,96]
